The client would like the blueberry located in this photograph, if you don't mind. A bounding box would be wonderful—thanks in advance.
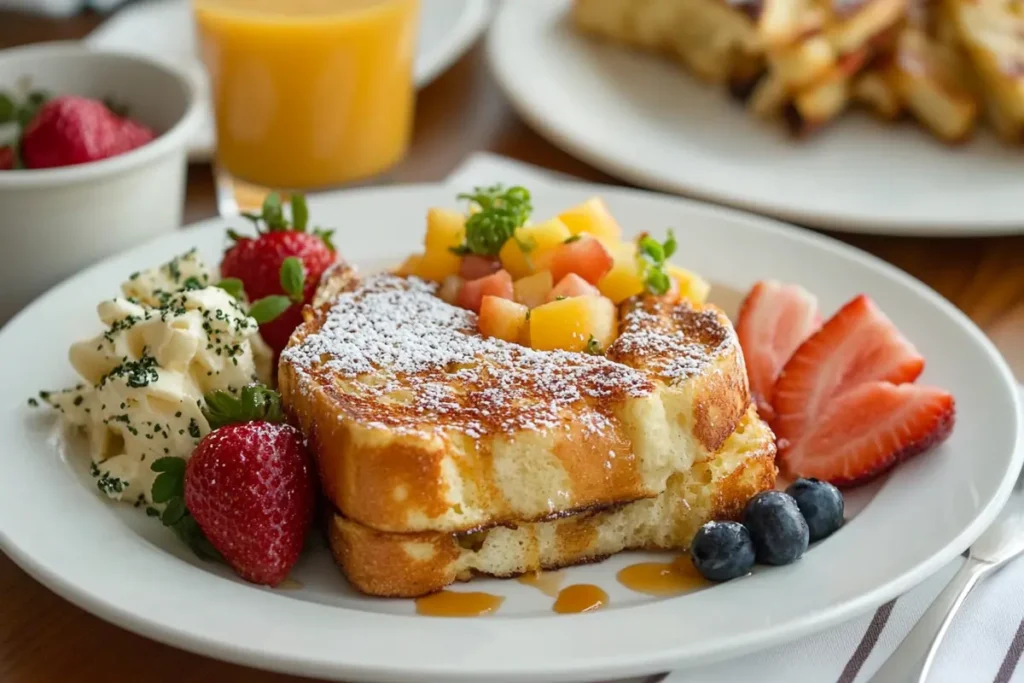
[690,520,756,582]
[786,478,844,543]
[742,491,809,566]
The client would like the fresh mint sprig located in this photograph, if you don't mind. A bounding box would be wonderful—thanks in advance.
[451,185,533,257]
[636,229,678,295]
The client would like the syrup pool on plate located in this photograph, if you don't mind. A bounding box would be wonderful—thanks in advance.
[414,590,504,617]
[617,556,710,596]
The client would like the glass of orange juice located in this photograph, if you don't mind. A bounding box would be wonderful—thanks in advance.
[194,0,419,193]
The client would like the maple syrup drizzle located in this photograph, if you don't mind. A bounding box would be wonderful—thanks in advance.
[553,584,609,614]
[415,590,505,617]
[517,570,565,597]
[616,556,709,596]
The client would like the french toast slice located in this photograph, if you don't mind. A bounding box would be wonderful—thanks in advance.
[279,265,751,535]
[330,407,776,597]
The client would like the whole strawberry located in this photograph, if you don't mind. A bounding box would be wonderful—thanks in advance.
[20,95,155,169]
[184,385,315,586]
[221,194,335,355]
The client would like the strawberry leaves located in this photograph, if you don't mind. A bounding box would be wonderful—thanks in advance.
[280,257,306,302]
[291,195,309,232]
[203,384,285,430]
[149,457,221,562]
[216,277,245,300]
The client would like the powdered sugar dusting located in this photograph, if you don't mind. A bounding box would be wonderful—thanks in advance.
[609,302,731,384]
[281,274,655,436]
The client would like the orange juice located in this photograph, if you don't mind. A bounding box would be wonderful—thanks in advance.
[194,0,419,189]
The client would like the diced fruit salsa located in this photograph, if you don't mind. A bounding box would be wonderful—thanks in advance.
[397,185,711,354]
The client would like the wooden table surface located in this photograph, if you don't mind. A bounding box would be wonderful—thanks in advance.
[2,9,1023,683]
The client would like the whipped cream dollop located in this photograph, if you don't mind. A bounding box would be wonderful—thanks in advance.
[45,250,272,505]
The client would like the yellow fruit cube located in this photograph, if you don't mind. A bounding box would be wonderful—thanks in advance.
[667,264,711,305]
[414,248,462,282]
[425,208,466,252]
[498,218,571,279]
[478,296,529,343]
[598,243,644,304]
[557,197,623,242]
[396,254,423,276]
[513,271,554,309]
[529,296,617,353]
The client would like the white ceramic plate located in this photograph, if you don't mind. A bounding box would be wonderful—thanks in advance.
[488,0,1024,236]
[84,0,492,160]
[0,182,1020,682]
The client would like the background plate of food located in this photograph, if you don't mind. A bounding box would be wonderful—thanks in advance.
[488,0,1024,236]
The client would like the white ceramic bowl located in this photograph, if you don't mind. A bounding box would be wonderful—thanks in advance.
[0,42,200,322]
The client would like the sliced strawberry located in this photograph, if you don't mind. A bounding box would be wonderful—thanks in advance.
[550,236,614,285]
[457,270,513,313]
[773,294,925,451]
[459,254,501,281]
[778,382,955,486]
[547,273,601,302]
[735,280,821,420]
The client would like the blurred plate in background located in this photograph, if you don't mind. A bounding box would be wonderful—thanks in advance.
[488,0,1024,237]
[85,0,491,160]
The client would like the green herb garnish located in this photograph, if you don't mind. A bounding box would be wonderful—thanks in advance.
[585,335,603,355]
[150,457,221,562]
[203,384,285,430]
[279,256,306,303]
[636,229,677,295]
[451,185,533,257]
[216,277,245,301]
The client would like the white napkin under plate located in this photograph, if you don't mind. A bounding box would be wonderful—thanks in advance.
[445,153,1024,683]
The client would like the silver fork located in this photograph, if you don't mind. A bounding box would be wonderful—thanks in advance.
[866,480,1024,683]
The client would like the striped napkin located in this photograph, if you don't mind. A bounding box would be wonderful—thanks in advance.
[446,153,1024,683]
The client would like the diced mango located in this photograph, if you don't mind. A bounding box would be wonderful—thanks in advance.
[557,197,623,242]
[513,271,554,309]
[414,248,462,282]
[438,275,464,305]
[479,296,530,343]
[396,254,423,276]
[529,296,617,353]
[598,243,644,303]
[667,264,711,305]
[498,218,571,279]
[425,208,466,252]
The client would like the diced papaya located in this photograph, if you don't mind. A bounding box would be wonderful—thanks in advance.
[666,264,711,305]
[557,197,623,242]
[425,208,466,252]
[548,273,601,302]
[396,254,423,276]
[550,236,614,285]
[459,254,501,280]
[414,248,462,282]
[498,218,571,279]
[513,271,554,309]
[598,242,645,303]
[478,296,530,343]
[529,295,617,353]
[457,270,514,313]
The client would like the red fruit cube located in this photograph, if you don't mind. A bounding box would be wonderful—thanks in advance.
[459,254,502,280]
[547,273,602,302]
[457,270,514,313]
[550,236,614,285]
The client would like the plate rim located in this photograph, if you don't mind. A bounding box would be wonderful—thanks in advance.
[486,0,1024,237]
[1,180,1021,682]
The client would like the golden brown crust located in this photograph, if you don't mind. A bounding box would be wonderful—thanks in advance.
[329,412,778,598]
[281,269,751,535]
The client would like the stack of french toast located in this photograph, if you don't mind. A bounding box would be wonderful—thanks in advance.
[279,263,777,597]
[572,0,1024,143]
